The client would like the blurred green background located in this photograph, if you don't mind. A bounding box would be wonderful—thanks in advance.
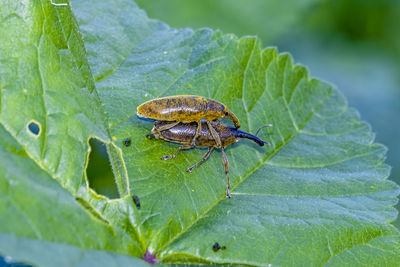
[88,0,400,227]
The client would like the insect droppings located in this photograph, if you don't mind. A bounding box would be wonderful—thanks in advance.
[123,138,131,147]
[132,195,141,209]
[212,242,226,252]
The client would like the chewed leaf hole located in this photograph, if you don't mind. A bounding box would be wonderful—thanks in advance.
[27,121,40,136]
[86,138,119,199]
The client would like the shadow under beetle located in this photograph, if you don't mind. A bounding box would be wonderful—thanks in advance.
[137,95,240,147]
[149,120,271,198]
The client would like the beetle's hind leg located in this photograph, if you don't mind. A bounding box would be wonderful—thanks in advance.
[161,145,192,160]
[221,147,231,198]
[187,147,214,172]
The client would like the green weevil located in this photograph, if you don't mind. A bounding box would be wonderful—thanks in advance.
[149,120,271,198]
[137,95,240,147]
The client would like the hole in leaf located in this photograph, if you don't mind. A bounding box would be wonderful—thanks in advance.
[27,121,40,136]
[86,138,119,199]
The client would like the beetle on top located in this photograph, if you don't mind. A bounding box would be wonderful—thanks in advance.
[137,95,240,147]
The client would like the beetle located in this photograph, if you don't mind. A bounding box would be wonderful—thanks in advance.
[137,95,240,147]
[149,120,271,198]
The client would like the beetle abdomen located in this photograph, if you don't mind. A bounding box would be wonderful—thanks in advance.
[153,121,238,147]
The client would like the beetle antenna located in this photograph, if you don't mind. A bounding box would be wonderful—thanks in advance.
[255,124,273,137]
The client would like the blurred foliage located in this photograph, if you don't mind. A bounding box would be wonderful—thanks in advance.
[305,0,400,60]
[135,0,400,227]
[135,0,316,44]
[136,0,400,61]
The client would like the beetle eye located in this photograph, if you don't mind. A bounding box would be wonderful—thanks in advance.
[225,112,229,116]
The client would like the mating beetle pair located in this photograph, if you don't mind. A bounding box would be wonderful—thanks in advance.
[137,95,271,198]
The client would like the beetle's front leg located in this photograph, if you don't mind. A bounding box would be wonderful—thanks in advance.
[161,145,192,160]
[221,147,231,198]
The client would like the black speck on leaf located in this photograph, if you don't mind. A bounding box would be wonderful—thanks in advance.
[123,138,131,147]
[132,195,140,208]
[212,242,221,252]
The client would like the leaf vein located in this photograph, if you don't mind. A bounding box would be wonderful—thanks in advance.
[36,6,48,162]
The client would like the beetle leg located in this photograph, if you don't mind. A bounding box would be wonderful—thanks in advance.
[206,121,222,148]
[187,147,214,172]
[191,121,202,146]
[161,145,192,160]
[156,121,180,131]
[221,147,231,198]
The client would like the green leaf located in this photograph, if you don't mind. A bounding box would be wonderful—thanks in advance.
[0,233,151,267]
[0,124,142,256]
[0,0,144,261]
[0,0,399,266]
